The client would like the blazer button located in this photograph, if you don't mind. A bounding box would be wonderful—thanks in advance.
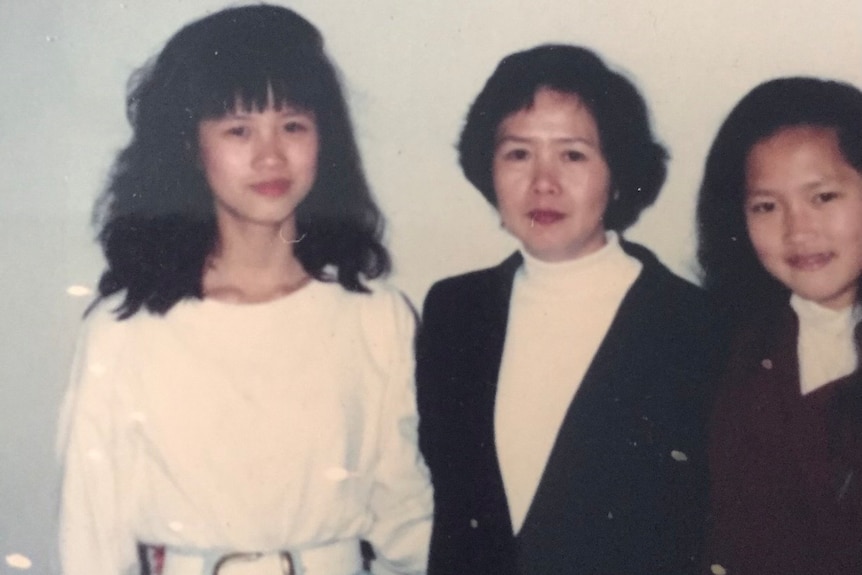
[469,519,479,529]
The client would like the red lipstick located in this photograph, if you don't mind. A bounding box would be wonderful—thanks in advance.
[528,209,565,225]
[251,179,291,197]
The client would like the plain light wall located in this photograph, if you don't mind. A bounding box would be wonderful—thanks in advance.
[1,1,860,572]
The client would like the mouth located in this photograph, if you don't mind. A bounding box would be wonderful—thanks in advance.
[528,209,565,226]
[251,179,291,197]
[786,252,835,270]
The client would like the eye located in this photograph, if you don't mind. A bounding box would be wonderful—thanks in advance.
[813,191,840,204]
[747,200,776,214]
[225,125,248,137]
[563,150,586,161]
[500,148,529,161]
[283,120,310,133]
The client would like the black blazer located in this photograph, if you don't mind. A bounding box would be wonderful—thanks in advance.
[416,241,719,575]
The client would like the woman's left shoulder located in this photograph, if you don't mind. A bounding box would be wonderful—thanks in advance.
[623,242,724,350]
[341,280,418,333]
[341,282,418,373]
[623,241,708,306]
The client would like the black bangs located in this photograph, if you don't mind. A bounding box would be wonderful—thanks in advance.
[187,43,323,120]
[156,4,326,122]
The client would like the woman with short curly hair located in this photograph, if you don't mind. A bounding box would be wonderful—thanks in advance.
[416,44,719,575]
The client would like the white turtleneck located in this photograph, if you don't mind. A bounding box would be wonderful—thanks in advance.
[494,232,642,533]
[790,294,860,395]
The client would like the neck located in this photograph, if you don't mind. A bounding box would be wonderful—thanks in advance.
[203,219,309,303]
[516,232,641,300]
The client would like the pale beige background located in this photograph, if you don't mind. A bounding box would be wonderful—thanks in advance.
[1,1,860,572]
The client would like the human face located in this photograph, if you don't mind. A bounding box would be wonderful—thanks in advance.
[745,126,862,310]
[492,88,611,262]
[198,102,318,234]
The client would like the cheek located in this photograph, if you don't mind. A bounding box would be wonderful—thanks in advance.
[198,143,231,182]
[832,215,862,272]
[491,160,512,190]
[573,164,611,205]
[833,208,862,240]
[745,220,784,276]
[581,180,610,225]
[303,138,321,167]
[494,194,519,227]
[492,166,522,210]
[197,152,220,187]
[588,185,610,212]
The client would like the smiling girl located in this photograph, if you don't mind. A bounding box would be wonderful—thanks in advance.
[698,77,862,574]
[57,6,432,575]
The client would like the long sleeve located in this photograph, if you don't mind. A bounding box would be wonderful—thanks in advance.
[56,283,433,574]
[58,312,138,575]
[364,292,433,575]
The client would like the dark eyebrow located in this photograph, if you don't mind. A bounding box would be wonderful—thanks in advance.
[496,135,597,146]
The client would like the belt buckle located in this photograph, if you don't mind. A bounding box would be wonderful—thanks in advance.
[211,551,295,575]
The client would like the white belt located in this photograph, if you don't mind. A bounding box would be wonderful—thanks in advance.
[160,539,362,575]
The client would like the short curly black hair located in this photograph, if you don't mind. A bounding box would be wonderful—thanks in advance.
[697,76,862,320]
[457,44,668,231]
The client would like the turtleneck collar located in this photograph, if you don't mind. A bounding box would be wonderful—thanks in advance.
[517,232,642,299]
[790,293,861,395]
[790,293,860,328]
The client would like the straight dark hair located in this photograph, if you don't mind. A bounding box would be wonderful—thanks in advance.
[95,4,390,318]
[696,76,862,322]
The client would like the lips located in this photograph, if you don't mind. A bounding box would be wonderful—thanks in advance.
[251,179,291,197]
[528,209,565,225]
[786,252,835,270]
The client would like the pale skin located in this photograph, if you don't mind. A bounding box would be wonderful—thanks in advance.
[745,125,862,310]
[196,98,319,303]
[492,88,612,263]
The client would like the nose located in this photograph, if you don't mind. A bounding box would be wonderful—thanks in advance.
[253,131,287,168]
[784,203,816,242]
[530,155,560,195]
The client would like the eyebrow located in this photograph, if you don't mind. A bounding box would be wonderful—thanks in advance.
[744,189,774,198]
[746,178,835,197]
[496,135,597,146]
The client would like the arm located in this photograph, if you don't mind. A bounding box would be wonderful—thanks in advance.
[57,312,138,575]
[364,290,434,575]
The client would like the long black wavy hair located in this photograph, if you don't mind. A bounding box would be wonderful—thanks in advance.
[94,4,390,318]
[696,76,862,323]
[457,44,668,232]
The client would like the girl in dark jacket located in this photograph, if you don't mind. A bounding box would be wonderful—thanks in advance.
[698,76,862,575]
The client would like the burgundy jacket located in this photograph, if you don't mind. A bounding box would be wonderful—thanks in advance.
[704,304,862,575]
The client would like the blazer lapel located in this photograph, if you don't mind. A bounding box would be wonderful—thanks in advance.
[516,249,663,540]
[472,253,522,538]
[477,253,522,409]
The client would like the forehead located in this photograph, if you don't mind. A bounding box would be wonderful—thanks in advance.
[498,88,597,136]
[747,126,844,174]
[743,125,862,197]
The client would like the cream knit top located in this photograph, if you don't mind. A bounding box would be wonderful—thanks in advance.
[495,233,641,532]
